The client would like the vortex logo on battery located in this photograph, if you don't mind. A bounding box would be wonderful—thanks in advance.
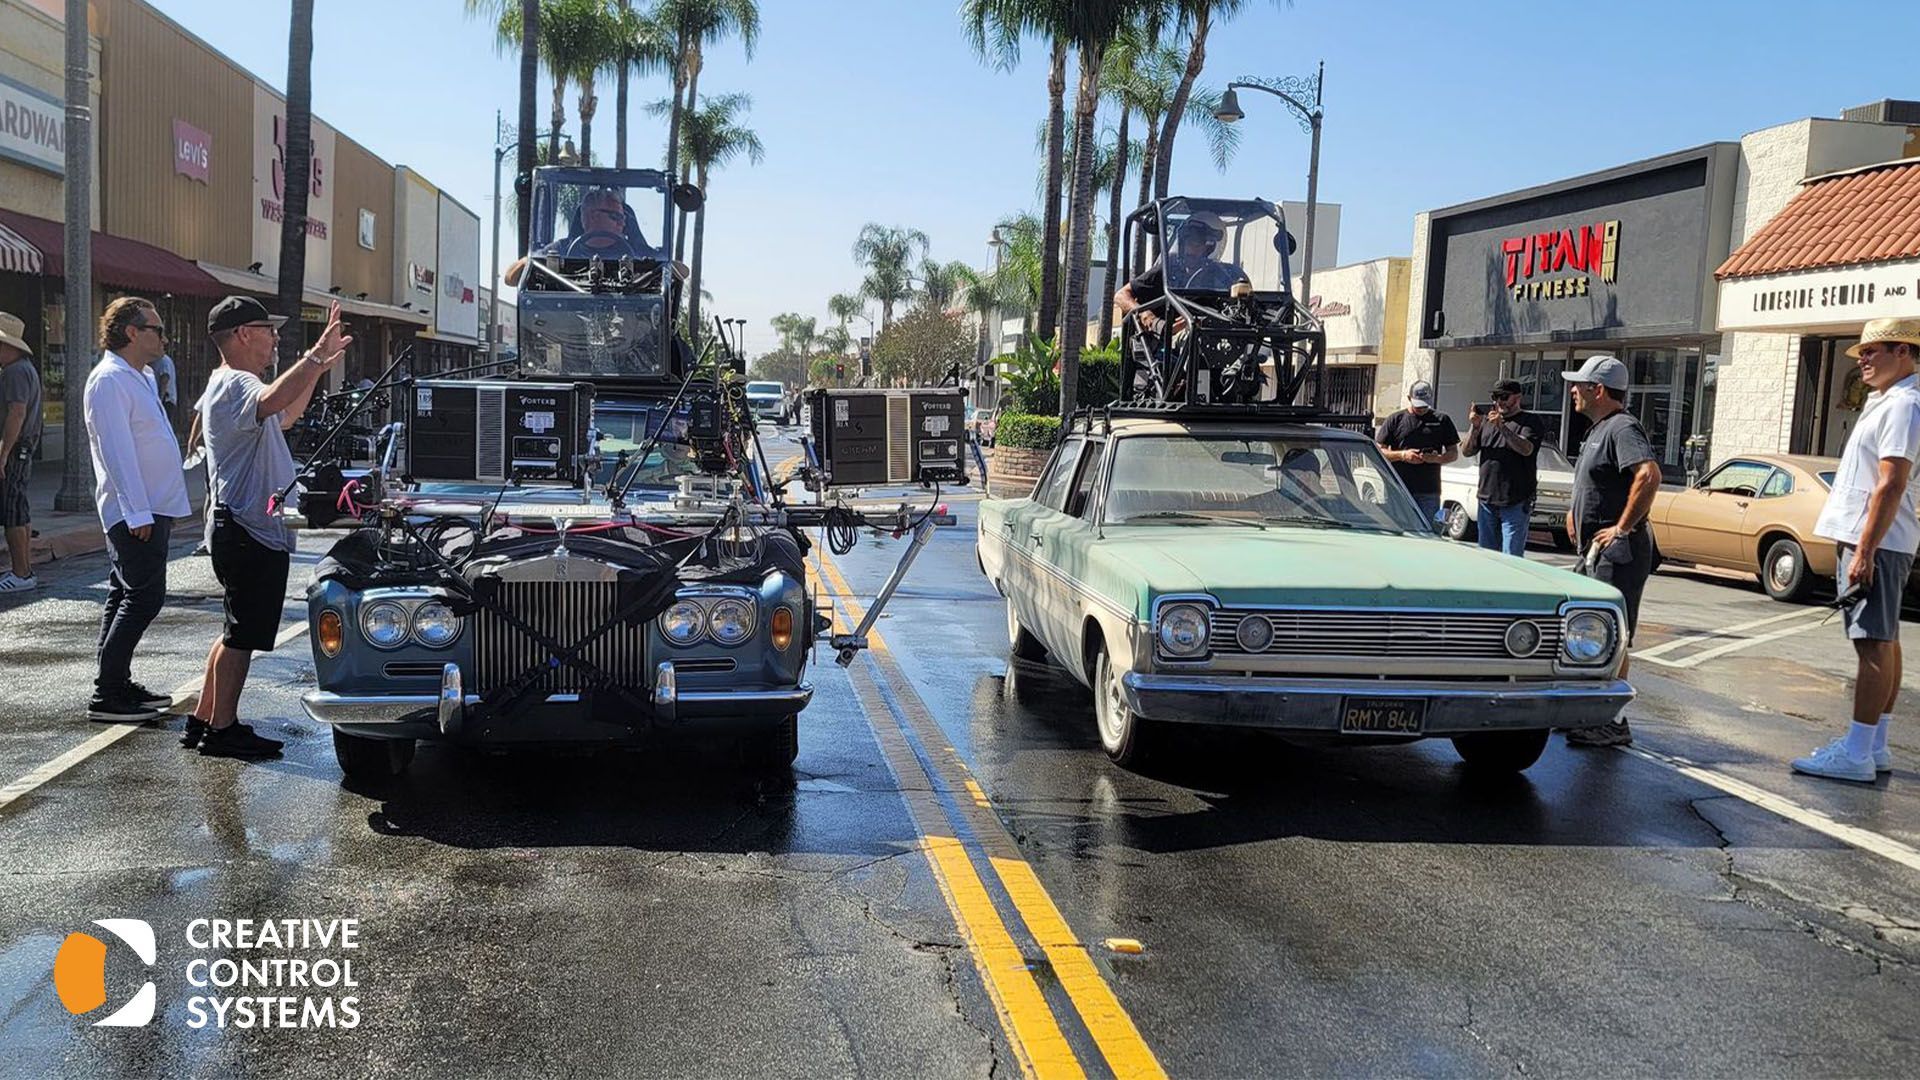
[52,919,157,1027]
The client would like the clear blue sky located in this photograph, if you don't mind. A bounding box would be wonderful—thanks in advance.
[152,0,1907,355]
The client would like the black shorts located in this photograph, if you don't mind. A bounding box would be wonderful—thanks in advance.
[210,512,291,651]
[1,455,30,528]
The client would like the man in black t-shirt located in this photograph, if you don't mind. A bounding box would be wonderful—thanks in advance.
[1114,212,1250,340]
[1463,378,1544,557]
[1374,379,1459,530]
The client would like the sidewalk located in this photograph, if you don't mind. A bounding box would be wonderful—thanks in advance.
[12,462,207,569]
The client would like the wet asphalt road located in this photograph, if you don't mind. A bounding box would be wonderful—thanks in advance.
[0,425,1916,1078]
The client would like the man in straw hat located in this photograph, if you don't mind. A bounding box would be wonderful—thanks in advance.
[0,311,42,592]
[1793,317,1920,783]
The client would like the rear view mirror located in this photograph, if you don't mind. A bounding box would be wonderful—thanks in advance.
[673,183,705,212]
[1140,216,1160,235]
[1275,230,1298,256]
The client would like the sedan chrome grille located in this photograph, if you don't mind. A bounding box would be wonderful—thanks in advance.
[1210,609,1563,660]
[472,581,649,693]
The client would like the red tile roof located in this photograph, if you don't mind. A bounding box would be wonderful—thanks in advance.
[1717,157,1920,279]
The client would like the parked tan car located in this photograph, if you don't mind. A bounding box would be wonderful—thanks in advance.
[1648,454,1839,602]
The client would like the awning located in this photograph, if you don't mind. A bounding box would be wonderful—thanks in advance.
[197,261,431,326]
[1715,157,1920,334]
[0,208,224,297]
[0,221,40,275]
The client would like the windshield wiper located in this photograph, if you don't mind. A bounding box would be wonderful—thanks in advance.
[1261,515,1364,530]
[1120,510,1267,530]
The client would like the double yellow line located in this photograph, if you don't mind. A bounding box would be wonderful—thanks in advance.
[812,550,1165,1080]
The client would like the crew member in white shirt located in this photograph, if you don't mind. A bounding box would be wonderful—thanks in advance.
[82,297,190,724]
[1795,317,1920,783]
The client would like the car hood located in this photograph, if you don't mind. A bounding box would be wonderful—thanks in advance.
[1093,526,1617,614]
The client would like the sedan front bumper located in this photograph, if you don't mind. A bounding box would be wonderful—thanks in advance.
[1122,673,1632,733]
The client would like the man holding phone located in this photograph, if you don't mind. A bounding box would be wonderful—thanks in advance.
[1375,380,1459,529]
[1464,379,1544,557]
[1793,318,1920,783]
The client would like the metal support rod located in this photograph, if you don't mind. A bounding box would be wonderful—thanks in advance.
[1301,62,1324,308]
[487,110,503,362]
[832,514,937,666]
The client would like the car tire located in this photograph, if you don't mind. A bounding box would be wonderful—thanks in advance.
[1093,645,1159,767]
[1551,528,1576,553]
[1007,599,1048,661]
[1443,502,1476,542]
[1450,730,1549,773]
[1761,537,1816,603]
[741,714,800,774]
[332,729,414,786]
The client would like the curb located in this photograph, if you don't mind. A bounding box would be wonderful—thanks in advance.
[26,511,206,568]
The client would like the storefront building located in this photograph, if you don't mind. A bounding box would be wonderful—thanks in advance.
[1402,144,1740,479]
[1291,256,1408,421]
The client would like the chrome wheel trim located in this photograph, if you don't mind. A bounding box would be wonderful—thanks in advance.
[1005,595,1021,650]
[1095,651,1127,753]
[1769,549,1797,591]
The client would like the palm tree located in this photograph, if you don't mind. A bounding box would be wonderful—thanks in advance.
[989,212,1045,332]
[465,0,541,253]
[962,0,1069,344]
[851,224,930,331]
[275,0,316,365]
[1153,0,1278,199]
[611,2,672,167]
[1058,0,1161,418]
[827,292,866,336]
[662,92,763,347]
[917,259,973,312]
[656,0,760,258]
[495,0,619,163]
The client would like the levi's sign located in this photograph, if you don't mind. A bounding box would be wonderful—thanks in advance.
[173,119,211,183]
[1499,220,1620,300]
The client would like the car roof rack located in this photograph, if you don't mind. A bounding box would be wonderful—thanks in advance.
[1067,400,1375,436]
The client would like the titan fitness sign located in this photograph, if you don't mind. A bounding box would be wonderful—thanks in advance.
[1499,220,1621,301]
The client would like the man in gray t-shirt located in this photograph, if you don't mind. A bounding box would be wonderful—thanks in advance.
[0,310,43,589]
[186,296,349,760]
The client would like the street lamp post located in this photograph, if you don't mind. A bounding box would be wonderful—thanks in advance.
[1215,62,1325,310]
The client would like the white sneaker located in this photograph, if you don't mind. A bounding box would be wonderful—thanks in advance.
[1873,746,1893,774]
[0,572,37,593]
[1791,739,1877,783]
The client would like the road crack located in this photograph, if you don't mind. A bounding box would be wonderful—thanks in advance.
[1458,996,1527,1074]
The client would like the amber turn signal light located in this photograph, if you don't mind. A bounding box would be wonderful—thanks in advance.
[771,606,794,650]
[317,610,344,657]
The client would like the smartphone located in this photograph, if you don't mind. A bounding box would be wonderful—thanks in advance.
[1476,401,1498,413]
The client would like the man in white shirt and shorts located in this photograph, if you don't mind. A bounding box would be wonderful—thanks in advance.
[1795,318,1920,783]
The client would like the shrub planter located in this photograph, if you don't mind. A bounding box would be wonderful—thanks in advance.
[988,446,1051,499]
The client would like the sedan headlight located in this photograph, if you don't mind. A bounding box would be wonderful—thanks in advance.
[360,600,410,649]
[708,597,756,646]
[660,599,706,645]
[1156,602,1211,658]
[411,600,462,647]
[1562,610,1616,665]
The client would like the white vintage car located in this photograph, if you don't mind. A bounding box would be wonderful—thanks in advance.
[1438,442,1576,549]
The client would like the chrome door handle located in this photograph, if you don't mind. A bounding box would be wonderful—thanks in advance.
[1031,534,1045,545]
[1734,500,1749,508]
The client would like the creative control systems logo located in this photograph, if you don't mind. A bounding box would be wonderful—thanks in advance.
[52,919,157,1027]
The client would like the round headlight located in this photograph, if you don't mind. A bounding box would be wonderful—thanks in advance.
[1156,602,1211,658]
[361,600,410,649]
[411,600,461,647]
[1504,620,1543,658]
[1563,611,1615,664]
[708,598,756,646]
[1234,614,1274,653]
[660,599,706,645]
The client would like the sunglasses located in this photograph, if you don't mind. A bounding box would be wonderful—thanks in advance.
[243,321,281,337]
[134,322,167,339]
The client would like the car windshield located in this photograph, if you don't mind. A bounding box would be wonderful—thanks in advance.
[1537,442,1572,472]
[591,405,701,489]
[1104,433,1435,534]
[746,382,783,396]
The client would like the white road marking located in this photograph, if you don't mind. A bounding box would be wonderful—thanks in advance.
[0,621,308,816]
[1634,606,1830,668]
[1625,745,1920,873]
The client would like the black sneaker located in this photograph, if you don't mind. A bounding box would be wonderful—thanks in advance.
[1565,720,1634,748]
[124,681,174,710]
[87,695,163,724]
[180,717,209,749]
[197,721,284,759]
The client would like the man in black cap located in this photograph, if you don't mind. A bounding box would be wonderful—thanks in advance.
[183,296,349,759]
[1375,379,1459,530]
[1463,378,1545,557]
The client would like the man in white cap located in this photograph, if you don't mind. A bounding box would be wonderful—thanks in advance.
[1561,353,1662,748]
[1792,318,1920,783]
[0,311,42,592]
[1375,379,1459,529]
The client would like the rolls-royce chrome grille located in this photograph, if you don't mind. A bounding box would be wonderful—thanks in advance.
[1209,609,1563,660]
[473,581,649,692]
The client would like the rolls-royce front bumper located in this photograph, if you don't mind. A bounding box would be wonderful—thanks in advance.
[1121,673,1632,733]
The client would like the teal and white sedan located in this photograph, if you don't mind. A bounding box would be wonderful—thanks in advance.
[976,411,1634,772]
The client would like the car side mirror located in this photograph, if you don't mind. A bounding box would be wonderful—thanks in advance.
[1276,230,1298,256]
[673,183,704,212]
